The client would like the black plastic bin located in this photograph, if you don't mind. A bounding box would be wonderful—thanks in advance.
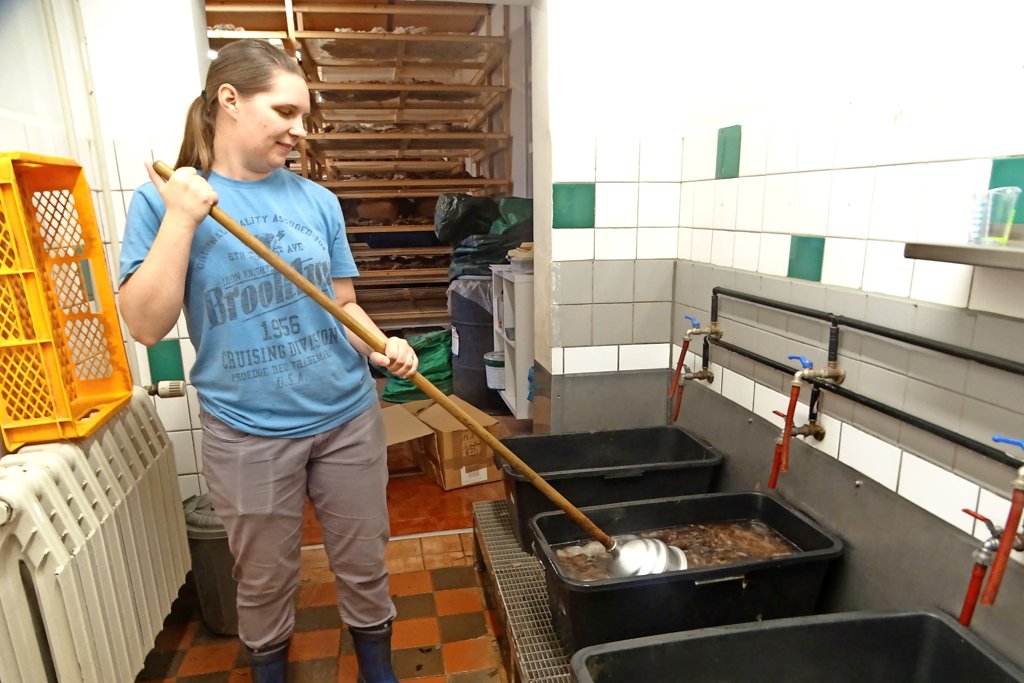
[571,611,1024,682]
[450,276,506,414]
[529,492,844,652]
[184,494,239,635]
[498,427,722,552]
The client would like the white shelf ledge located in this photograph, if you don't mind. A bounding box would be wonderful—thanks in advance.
[904,242,1024,271]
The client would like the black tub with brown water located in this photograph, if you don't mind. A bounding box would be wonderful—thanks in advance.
[529,492,844,652]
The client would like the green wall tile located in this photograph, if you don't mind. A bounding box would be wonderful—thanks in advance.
[716,125,742,179]
[989,157,1024,230]
[552,182,595,228]
[788,235,825,282]
[147,339,185,382]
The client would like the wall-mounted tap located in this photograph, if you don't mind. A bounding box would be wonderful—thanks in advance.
[778,355,845,478]
[959,509,1002,627]
[980,436,1024,607]
[669,315,720,421]
[767,407,827,489]
[671,364,715,422]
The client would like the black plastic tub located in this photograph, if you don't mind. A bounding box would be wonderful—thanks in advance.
[498,427,722,552]
[529,492,844,652]
[570,611,1024,682]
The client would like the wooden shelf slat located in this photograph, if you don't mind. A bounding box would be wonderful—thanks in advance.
[357,268,449,286]
[297,31,505,45]
[334,186,508,199]
[351,246,450,257]
[345,224,435,234]
[294,3,488,17]
[322,177,507,189]
[207,30,289,39]
[308,82,506,93]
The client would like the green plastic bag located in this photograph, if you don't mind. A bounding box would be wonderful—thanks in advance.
[381,329,453,403]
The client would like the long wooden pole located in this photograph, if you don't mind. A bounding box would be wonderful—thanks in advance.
[152,161,615,550]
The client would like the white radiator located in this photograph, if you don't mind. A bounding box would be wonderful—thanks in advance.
[0,387,190,682]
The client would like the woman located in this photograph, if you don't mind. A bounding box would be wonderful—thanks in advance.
[118,39,415,683]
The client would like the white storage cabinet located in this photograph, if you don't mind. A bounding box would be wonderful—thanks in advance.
[490,265,533,419]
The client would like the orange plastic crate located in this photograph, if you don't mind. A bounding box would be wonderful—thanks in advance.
[0,152,132,451]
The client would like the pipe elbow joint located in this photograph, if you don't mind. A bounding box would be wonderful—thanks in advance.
[1013,467,1024,490]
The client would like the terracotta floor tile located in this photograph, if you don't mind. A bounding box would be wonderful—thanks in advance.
[298,581,337,609]
[176,641,241,677]
[387,554,425,574]
[423,551,468,570]
[394,593,437,620]
[135,649,183,681]
[290,628,341,661]
[430,566,478,591]
[392,644,444,680]
[336,654,359,682]
[294,605,342,632]
[227,668,252,682]
[442,637,500,674]
[421,533,464,555]
[409,677,445,683]
[389,570,432,597]
[385,538,423,560]
[302,565,337,584]
[152,621,190,652]
[449,670,505,683]
[392,616,441,649]
[435,588,484,616]
[439,612,487,643]
[288,656,339,681]
[460,532,476,555]
[300,547,330,571]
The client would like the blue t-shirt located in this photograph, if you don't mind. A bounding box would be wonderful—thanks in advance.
[119,169,376,437]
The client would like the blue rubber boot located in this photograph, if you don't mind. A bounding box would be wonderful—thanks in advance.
[247,638,290,683]
[350,619,399,683]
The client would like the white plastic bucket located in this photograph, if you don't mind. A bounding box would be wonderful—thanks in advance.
[484,351,505,390]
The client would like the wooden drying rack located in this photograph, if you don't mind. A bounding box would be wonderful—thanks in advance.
[204,0,513,329]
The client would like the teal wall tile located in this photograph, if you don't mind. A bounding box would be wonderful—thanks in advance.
[552,182,596,228]
[989,157,1024,231]
[147,339,185,382]
[716,125,742,179]
[788,235,825,282]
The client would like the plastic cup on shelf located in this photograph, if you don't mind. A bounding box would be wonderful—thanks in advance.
[981,186,1021,245]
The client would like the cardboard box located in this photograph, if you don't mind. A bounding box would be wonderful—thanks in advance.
[382,395,505,490]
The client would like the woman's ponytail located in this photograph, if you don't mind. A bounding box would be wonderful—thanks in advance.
[174,94,214,174]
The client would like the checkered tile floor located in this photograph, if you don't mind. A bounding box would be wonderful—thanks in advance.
[135,539,507,683]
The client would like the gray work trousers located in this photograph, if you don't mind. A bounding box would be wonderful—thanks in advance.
[200,404,396,650]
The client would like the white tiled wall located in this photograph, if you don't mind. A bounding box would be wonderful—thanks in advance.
[694,351,1023,558]
[546,64,1024,558]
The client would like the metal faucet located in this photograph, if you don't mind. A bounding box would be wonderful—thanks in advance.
[669,315,720,421]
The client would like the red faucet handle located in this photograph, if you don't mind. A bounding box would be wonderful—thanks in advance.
[772,410,787,420]
[962,508,991,525]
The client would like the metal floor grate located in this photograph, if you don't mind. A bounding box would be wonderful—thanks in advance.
[473,500,573,683]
